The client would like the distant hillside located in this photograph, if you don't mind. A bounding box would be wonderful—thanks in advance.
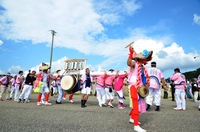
[183,68,200,80]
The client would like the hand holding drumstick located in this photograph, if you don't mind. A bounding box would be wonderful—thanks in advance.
[129,45,137,59]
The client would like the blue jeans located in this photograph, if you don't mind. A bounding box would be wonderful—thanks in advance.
[57,85,64,102]
[185,86,192,99]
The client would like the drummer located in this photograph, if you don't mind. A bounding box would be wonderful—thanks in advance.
[127,45,153,132]
[80,68,93,108]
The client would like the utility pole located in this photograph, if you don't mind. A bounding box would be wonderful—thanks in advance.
[49,30,56,73]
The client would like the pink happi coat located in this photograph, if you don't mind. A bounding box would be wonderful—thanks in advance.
[127,64,146,114]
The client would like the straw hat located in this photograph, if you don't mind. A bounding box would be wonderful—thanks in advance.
[134,50,153,61]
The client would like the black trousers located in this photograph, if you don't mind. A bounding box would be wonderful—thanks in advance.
[163,91,168,99]
[171,87,175,101]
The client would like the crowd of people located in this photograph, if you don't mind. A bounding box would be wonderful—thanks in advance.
[0,46,200,132]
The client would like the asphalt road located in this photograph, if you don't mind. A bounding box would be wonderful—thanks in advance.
[0,94,199,132]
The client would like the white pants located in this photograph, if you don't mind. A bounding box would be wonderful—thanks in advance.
[40,83,50,93]
[194,91,199,102]
[41,92,46,102]
[19,85,33,101]
[105,87,114,100]
[96,88,106,105]
[53,87,57,94]
[175,89,186,110]
[10,88,16,99]
[81,87,91,95]
[14,86,21,101]
[116,89,124,104]
[39,83,49,102]
[146,88,161,106]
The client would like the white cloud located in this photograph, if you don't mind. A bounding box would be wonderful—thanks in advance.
[0,70,4,74]
[7,66,23,75]
[0,0,142,54]
[0,40,3,46]
[0,0,199,78]
[27,56,68,74]
[101,13,121,25]
[94,0,142,25]
[193,14,200,25]
[122,0,142,15]
[0,0,104,46]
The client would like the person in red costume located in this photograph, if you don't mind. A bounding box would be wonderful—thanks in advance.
[34,64,56,106]
[127,45,153,132]
[63,92,74,103]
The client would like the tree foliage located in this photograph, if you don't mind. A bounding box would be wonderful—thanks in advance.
[183,68,200,80]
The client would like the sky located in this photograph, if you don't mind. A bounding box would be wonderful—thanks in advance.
[0,0,200,78]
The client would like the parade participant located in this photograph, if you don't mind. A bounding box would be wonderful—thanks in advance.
[34,64,56,106]
[55,70,64,104]
[127,45,152,132]
[170,80,175,101]
[163,84,168,99]
[18,70,36,103]
[146,61,166,111]
[93,71,107,107]
[114,71,128,109]
[191,78,199,102]
[62,92,74,103]
[9,75,17,100]
[34,67,44,103]
[199,102,200,111]
[51,80,57,97]
[63,92,67,99]
[170,68,186,110]
[104,69,116,108]
[40,92,46,104]
[14,71,23,101]
[68,93,74,103]
[0,72,11,101]
[197,75,200,110]
[185,80,192,99]
[197,75,200,101]
[80,68,93,108]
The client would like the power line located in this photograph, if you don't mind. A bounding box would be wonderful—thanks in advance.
[0,31,50,51]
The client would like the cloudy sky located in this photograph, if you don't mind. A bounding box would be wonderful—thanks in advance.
[0,0,200,78]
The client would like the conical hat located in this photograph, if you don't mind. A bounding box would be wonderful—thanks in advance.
[135,50,153,61]
[43,66,49,70]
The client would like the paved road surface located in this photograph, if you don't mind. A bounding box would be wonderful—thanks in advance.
[0,94,199,132]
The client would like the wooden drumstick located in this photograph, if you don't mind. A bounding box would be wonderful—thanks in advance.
[125,41,134,48]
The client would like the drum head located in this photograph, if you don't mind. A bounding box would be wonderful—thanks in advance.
[66,83,78,94]
[138,85,149,98]
[61,75,75,91]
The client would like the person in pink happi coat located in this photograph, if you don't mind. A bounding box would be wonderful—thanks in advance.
[104,69,116,108]
[127,45,153,132]
[0,73,11,101]
[170,68,186,110]
[93,71,107,107]
[146,61,167,111]
[114,71,128,109]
